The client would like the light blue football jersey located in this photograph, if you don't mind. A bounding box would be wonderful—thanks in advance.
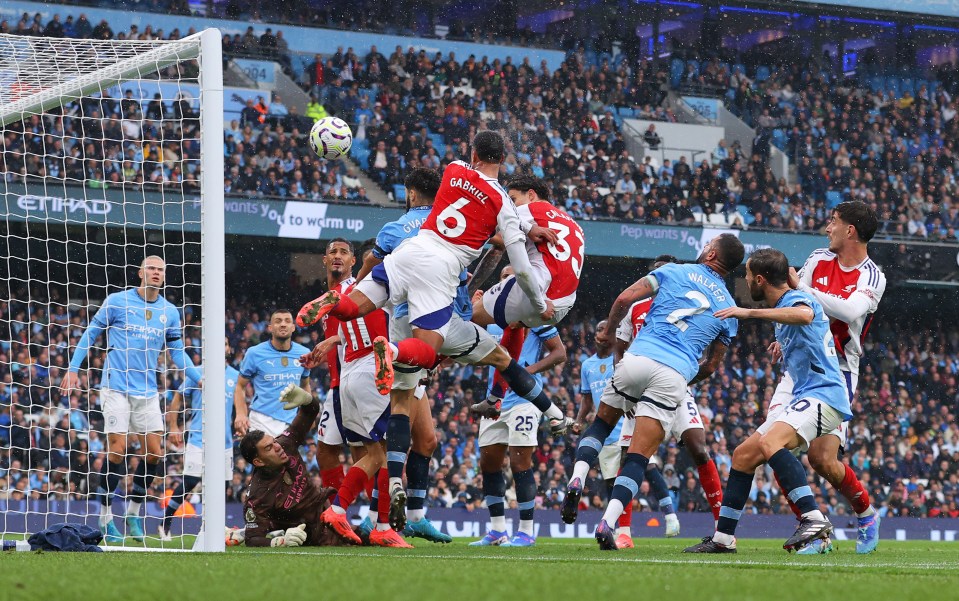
[579,353,623,444]
[239,341,311,423]
[182,365,239,450]
[628,263,738,381]
[374,205,472,320]
[775,289,852,419]
[486,324,559,412]
[70,288,190,396]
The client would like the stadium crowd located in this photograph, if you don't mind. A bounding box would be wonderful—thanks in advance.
[4,9,959,239]
[2,279,958,522]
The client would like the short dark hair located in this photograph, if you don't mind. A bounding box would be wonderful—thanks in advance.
[472,130,506,163]
[269,308,293,321]
[747,248,789,286]
[654,254,678,264]
[506,174,551,202]
[240,430,266,464]
[326,237,355,255]
[404,167,441,200]
[833,201,878,243]
[713,234,746,273]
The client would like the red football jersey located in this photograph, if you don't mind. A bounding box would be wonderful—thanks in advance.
[615,298,654,343]
[420,161,525,266]
[523,201,585,298]
[799,249,885,376]
[339,284,389,364]
[322,277,354,387]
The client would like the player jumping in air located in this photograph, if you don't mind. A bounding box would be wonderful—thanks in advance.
[684,249,849,554]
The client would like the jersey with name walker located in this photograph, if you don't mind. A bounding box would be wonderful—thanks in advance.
[72,288,190,396]
[240,340,311,423]
[580,352,623,444]
[628,263,737,382]
[798,249,885,377]
[420,160,527,269]
[322,277,355,389]
[486,323,559,412]
[181,365,239,449]
[516,201,585,299]
[373,206,472,320]
[775,289,852,420]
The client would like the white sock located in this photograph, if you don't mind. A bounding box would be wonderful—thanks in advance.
[388,477,403,492]
[712,531,735,546]
[857,505,876,518]
[602,499,624,524]
[375,522,391,531]
[389,342,399,355]
[98,504,112,528]
[519,519,534,536]
[801,509,826,522]
[571,461,590,484]
[615,526,631,537]
[490,515,507,533]
[407,508,425,522]
[544,404,563,421]
[126,501,142,516]
[331,505,346,515]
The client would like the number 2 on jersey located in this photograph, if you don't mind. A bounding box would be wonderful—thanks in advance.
[666,291,711,332]
[546,221,585,278]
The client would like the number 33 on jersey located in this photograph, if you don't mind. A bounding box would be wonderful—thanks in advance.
[518,202,585,298]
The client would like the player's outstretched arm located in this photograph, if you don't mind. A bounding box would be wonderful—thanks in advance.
[167,338,202,383]
[468,243,505,297]
[355,250,383,284]
[61,320,106,395]
[284,390,320,446]
[574,392,594,434]
[167,387,186,448]
[503,237,549,315]
[299,335,341,369]
[233,375,251,436]
[689,339,729,385]
[715,305,813,326]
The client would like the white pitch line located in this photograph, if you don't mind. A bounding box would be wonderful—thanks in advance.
[239,549,959,571]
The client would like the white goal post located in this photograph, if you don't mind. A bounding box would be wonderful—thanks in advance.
[0,29,225,552]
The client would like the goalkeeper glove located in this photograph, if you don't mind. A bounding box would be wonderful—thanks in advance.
[280,384,313,410]
[269,524,307,547]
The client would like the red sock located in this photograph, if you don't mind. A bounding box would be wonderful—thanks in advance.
[838,464,871,515]
[697,461,723,522]
[331,293,360,321]
[618,500,633,528]
[376,468,390,524]
[395,338,437,368]
[321,467,345,491]
[335,466,369,509]
[774,473,802,519]
[364,475,375,501]
[492,327,527,397]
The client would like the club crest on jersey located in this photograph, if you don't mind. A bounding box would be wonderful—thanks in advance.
[283,472,293,485]
[282,357,289,367]
[145,309,153,320]
[842,284,856,293]
[159,314,167,324]
[600,364,607,374]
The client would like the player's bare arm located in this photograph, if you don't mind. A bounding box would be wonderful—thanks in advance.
[300,334,342,369]
[167,389,185,448]
[574,392,594,434]
[525,335,566,375]
[715,304,814,326]
[689,340,728,385]
[600,276,658,344]
[233,374,251,436]
[469,242,505,296]
[526,223,558,246]
[354,251,382,284]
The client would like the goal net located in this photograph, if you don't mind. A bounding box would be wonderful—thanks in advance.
[0,30,225,552]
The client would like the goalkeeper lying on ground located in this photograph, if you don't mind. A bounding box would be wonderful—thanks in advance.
[234,385,362,547]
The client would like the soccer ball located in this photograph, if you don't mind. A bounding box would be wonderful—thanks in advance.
[225,526,245,547]
[309,117,353,160]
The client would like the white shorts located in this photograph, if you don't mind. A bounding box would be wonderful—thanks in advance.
[101,389,163,434]
[669,391,704,439]
[340,356,391,443]
[757,396,845,452]
[317,389,344,446]
[770,371,852,447]
[598,444,623,480]
[390,313,500,391]
[481,274,575,328]
[183,443,233,479]
[377,236,461,336]
[478,403,542,448]
[599,355,688,433]
[248,410,290,438]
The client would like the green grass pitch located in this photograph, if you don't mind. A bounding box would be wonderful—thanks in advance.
[2,538,957,601]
